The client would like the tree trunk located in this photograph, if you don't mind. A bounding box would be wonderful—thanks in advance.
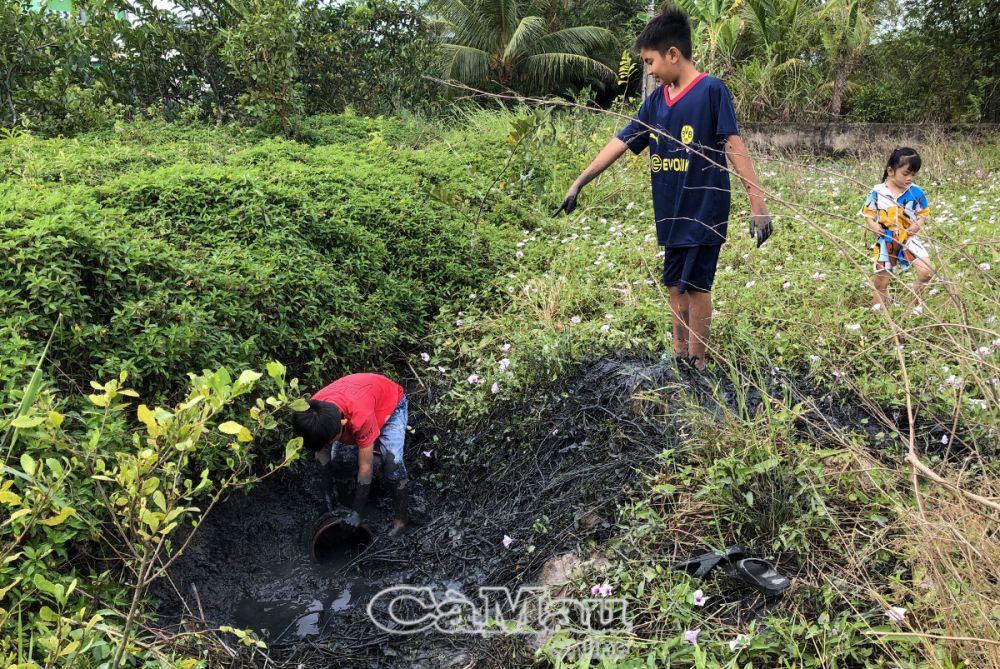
[830,60,849,118]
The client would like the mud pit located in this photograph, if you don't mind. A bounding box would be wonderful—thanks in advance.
[154,354,968,667]
[154,356,687,667]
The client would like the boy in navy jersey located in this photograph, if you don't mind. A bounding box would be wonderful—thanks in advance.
[554,6,772,371]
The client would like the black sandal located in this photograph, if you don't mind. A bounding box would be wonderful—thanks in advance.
[731,557,791,597]
[672,544,745,578]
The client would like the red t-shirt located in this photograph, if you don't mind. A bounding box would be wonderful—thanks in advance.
[312,373,404,448]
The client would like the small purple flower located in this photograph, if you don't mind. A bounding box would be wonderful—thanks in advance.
[993,338,1000,350]
[600,324,610,333]
[729,634,749,651]
[498,358,510,371]
[468,374,479,384]
[692,589,708,606]
[502,535,513,549]
[491,382,500,394]
[683,629,700,645]
[422,449,434,458]
[570,315,581,324]
[978,346,991,356]
[420,352,431,363]
[501,343,511,352]
[590,582,612,597]
[515,250,524,259]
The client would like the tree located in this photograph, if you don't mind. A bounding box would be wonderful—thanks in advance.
[819,0,872,117]
[427,0,619,96]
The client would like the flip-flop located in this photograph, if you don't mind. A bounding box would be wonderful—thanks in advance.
[731,557,790,597]
[672,544,745,578]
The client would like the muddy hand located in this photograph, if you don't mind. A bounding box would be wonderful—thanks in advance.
[552,184,581,217]
[344,511,362,528]
[749,214,773,248]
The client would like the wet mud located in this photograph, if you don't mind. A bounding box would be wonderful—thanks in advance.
[153,354,975,667]
[154,355,685,667]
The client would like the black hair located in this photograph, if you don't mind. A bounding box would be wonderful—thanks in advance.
[882,147,921,182]
[292,399,342,452]
[635,5,692,60]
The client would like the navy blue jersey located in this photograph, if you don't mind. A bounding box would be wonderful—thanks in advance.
[616,74,740,247]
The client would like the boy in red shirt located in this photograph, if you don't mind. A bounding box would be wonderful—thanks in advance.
[292,373,409,537]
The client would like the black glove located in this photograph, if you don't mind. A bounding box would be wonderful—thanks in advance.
[348,479,371,526]
[552,184,581,216]
[749,214,773,248]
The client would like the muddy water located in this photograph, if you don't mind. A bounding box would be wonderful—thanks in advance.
[153,356,686,665]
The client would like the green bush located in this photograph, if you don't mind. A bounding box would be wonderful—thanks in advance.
[0,115,521,399]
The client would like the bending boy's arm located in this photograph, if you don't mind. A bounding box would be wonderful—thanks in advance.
[554,138,629,215]
[724,135,768,216]
[574,138,630,189]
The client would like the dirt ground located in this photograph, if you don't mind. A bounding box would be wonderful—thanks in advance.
[153,354,960,667]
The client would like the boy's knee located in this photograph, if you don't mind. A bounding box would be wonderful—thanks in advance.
[917,264,934,282]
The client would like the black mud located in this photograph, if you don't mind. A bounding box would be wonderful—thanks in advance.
[153,354,977,667]
[154,355,686,667]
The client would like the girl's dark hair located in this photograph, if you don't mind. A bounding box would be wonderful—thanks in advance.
[882,147,921,181]
[292,399,343,452]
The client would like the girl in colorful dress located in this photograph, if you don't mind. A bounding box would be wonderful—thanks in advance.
[860,147,935,307]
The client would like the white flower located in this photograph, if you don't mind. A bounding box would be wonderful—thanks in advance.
[692,589,708,606]
[604,313,613,320]
[746,280,756,288]
[871,304,882,311]
[600,324,610,333]
[502,535,514,549]
[469,293,477,300]
[516,250,524,259]
[809,354,820,365]
[501,343,511,352]
[885,606,907,625]
[912,306,923,315]
[940,434,949,445]
[846,323,861,331]
[729,634,749,651]
[423,450,434,458]
[491,382,500,394]
[978,346,991,356]
[782,282,791,290]
[929,288,939,296]
[498,358,510,371]
[570,316,581,324]
[980,262,991,271]
[437,366,447,374]
[626,201,635,210]
[420,352,430,362]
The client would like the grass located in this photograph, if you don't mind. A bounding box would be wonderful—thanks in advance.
[1,107,998,667]
[415,107,1000,667]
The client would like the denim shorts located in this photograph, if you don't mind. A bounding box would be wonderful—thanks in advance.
[329,394,408,481]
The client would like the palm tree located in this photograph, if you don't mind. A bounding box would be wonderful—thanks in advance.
[819,0,872,117]
[427,0,618,96]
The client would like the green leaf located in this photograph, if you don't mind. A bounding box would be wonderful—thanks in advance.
[20,454,36,477]
[40,507,75,526]
[266,361,286,379]
[218,421,245,435]
[237,370,263,387]
[10,415,45,429]
[289,398,310,412]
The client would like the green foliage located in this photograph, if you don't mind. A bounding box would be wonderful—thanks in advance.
[221,0,304,135]
[0,364,301,667]
[427,0,620,96]
[0,115,520,399]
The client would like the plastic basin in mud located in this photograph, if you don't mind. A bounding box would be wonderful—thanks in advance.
[310,511,373,563]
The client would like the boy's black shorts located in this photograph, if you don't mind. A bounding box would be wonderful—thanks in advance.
[662,244,722,293]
